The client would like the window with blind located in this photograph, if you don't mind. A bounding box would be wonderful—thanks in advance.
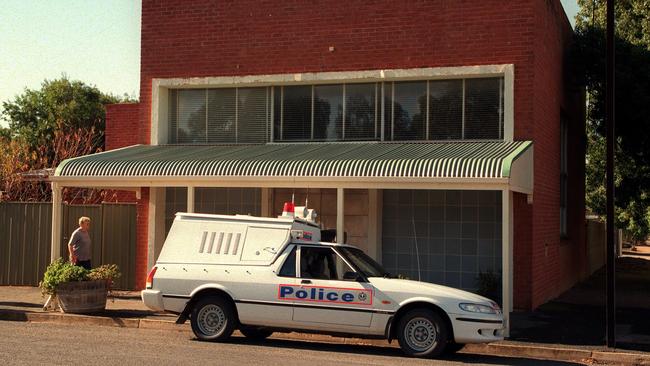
[168,77,504,144]
[169,87,268,144]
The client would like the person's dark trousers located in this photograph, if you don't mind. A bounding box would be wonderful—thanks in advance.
[75,260,91,270]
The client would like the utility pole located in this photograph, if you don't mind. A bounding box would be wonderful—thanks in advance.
[606,0,616,348]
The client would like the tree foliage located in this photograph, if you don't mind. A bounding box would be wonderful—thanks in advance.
[0,76,135,202]
[574,0,650,241]
[1,77,124,148]
[0,127,105,202]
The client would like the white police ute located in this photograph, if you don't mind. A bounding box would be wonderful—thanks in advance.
[142,207,503,358]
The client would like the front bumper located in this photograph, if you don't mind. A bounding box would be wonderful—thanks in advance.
[450,314,505,344]
[141,289,164,311]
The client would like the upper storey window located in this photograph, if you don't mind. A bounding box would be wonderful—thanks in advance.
[167,78,503,144]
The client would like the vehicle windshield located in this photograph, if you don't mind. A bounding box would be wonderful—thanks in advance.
[337,247,391,278]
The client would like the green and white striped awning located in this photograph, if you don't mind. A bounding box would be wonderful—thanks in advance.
[55,141,532,180]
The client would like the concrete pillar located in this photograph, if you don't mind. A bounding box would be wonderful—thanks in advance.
[187,186,195,213]
[147,187,166,270]
[501,189,514,336]
[261,188,271,217]
[50,183,63,262]
[367,189,382,261]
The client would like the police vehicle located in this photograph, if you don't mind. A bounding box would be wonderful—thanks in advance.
[141,203,503,358]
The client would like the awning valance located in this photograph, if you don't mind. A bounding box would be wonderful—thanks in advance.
[53,141,533,192]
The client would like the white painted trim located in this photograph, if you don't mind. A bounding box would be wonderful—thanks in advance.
[503,65,515,141]
[150,64,516,145]
[337,188,344,244]
[501,189,514,337]
[51,183,63,262]
[51,176,510,191]
[153,65,514,88]
[509,145,534,194]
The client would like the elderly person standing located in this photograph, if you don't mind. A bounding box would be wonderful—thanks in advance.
[68,216,92,270]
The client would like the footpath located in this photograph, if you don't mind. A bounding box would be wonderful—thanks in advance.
[1,286,648,366]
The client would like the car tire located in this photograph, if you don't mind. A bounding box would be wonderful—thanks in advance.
[396,309,449,358]
[444,342,465,355]
[190,296,236,342]
[240,326,273,340]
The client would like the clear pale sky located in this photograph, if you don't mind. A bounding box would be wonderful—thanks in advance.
[0,0,579,127]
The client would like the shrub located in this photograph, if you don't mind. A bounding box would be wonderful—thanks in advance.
[39,260,122,296]
[87,264,121,286]
[39,258,89,296]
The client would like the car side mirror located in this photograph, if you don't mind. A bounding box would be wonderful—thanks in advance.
[343,271,363,281]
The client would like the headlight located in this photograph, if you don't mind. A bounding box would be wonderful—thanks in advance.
[459,303,496,314]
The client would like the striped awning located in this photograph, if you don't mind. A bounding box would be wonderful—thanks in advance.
[55,141,531,180]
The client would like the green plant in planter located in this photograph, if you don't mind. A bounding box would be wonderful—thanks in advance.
[39,258,89,296]
[40,260,122,296]
[88,264,121,287]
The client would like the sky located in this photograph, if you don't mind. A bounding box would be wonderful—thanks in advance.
[0,0,579,127]
[0,0,141,118]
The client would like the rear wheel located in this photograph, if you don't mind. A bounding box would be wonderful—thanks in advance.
[240,326,273,340]
[396,309,449,358]
[190,296,236,341]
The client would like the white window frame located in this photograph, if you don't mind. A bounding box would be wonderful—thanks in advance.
[151,65,514,145]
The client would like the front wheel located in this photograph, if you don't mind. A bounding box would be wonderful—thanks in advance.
[190,296,236,341]
[396,309,449,358]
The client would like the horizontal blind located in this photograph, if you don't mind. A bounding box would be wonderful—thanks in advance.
[345,83,377,140]
[177,89,207,144]
[384,82,393,141]
[392,81,427,141]
[207,88,236,143]
[237,87,267,143]
[429,80,462,140]
[464,78,502,139]
[168,89,178,143]
[313,84,343,141]
[281,85,312,141]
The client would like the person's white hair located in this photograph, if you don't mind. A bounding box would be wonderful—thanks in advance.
[78,216,91,225]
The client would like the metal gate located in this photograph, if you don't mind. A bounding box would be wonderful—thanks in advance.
[0,202,137,289]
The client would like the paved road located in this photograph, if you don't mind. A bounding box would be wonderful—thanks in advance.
[0,322,587,366]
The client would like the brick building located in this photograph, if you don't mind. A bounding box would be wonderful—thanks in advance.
[51,0,586,332]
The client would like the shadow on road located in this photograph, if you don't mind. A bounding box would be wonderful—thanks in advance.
[202,336,585,366]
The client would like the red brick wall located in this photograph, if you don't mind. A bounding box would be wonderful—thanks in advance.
[117,0,585,299]
[105,103,139,150]
[139,0,539,145]
[135,188,150,289]
[527,0,585,308]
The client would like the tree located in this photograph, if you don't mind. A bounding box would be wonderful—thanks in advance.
[1,76,126,148]
[0,127,106,202]
[574,0,650,242]
[0,76,135,202]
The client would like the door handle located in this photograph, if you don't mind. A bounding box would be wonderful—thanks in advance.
[301,280,312,284]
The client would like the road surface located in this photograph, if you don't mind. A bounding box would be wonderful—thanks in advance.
[0,321,587,366]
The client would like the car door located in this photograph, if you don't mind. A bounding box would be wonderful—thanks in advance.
[235,245,297,327]
[289,245,375,328]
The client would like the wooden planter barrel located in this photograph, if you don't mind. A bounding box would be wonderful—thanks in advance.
[56,280,108,313]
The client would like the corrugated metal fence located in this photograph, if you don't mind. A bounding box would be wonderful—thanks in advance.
[0,202,136,289]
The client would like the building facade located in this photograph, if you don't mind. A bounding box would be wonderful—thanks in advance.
[51,0,586,331]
